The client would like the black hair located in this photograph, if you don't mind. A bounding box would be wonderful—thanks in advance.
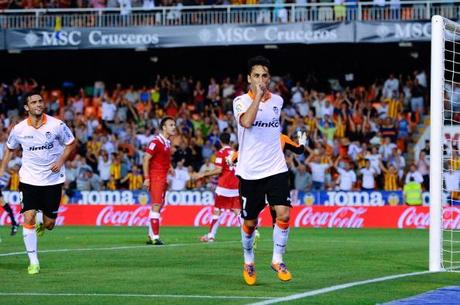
[24,92,42,105]
[160,116,175,129]
[247,56,271,75]
[219,132,231,145]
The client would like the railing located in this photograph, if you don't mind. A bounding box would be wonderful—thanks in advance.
[0,0,459,29]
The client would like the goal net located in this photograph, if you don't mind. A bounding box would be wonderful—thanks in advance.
[431,15,460,272]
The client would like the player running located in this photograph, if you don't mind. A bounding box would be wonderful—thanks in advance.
[193,132,240,243]
[0,92,76,274]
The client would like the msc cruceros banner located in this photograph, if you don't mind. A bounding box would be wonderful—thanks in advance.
[5,20,460,50]
[355,21,432,42]
[2,205,460,229]
[3,20,451,51]
[4,22,354,50]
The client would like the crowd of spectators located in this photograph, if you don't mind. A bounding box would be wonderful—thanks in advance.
[1,0,456,31]
[0,68,431,194]
[0,0,455,14]
[0,0,386,10]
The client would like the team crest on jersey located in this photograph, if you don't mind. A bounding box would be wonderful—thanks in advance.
[235,101,243,114]
[45,131,52,139]
[273,106,279,115]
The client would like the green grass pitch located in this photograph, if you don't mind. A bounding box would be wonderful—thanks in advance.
[0,226,459,305]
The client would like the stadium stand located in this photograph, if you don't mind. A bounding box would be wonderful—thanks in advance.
[0,69,430,193]
[0,1,441,194]
[0,1,459,28]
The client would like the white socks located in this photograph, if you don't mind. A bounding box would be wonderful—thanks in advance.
[36,211,43,225]
[23,227,39,265]
[149,211,160,240]
[241,225,255,264]
[208,214,221,238]
[272,223,290,264]
[148,222,155,239]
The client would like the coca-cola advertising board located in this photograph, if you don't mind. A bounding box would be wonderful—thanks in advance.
[2,205,460,229]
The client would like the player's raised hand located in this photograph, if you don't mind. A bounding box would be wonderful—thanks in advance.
[225,152,237,167]
[297,131,307,147]
[255,83,267,99]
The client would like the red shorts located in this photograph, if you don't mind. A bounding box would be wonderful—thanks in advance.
[215,194,241,210]
[149,176,168,205]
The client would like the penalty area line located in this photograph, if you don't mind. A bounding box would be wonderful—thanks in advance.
[0,292,275,300]
[248,270,435,305]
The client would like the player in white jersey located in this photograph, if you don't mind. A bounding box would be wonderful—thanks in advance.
[0,93,76,275]
[233,56,292,285]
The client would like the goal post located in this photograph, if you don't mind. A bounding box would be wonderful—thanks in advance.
[430,15,460,272]
[430,15,444,272]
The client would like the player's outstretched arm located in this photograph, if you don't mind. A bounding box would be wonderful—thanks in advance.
[193,167,223,180]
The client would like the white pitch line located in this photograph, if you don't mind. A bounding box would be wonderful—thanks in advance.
[248,270,435,305]
[0,292,274,300]
[0,240,239,257]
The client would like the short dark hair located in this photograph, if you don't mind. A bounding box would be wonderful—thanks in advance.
[24,92,42,105]
[248,56,271,75]
[160,116,174,129]
[219,132,231,145]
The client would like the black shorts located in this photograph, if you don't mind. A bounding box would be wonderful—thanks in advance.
[238,172,291,220]
[20,182,63,219]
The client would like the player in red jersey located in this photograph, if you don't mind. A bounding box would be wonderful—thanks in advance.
[143,116,176,245]
[193,132,240,242]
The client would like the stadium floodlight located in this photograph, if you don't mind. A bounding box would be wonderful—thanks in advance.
[430,15,460,273]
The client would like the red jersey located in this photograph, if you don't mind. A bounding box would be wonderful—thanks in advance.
[214,146,239,197]
[145,134,171,177]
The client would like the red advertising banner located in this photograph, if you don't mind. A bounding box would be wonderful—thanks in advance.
[1,205,459,229]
